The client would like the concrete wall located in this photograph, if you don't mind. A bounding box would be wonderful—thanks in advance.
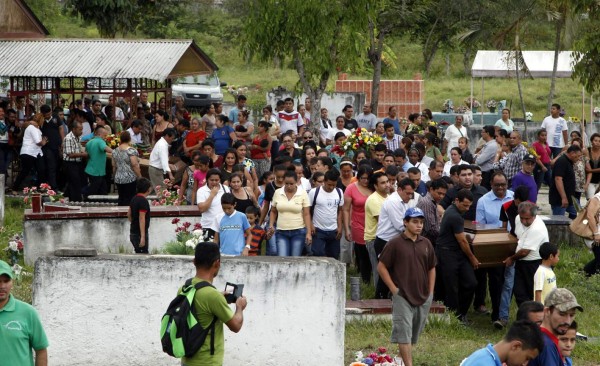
[24,215,188,265]
[33,255,346,366]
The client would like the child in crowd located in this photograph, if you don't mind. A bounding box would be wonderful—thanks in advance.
[128,178,152,254]
[459,136,474,164]
[245,206,266,256]
[558,321,577,366]
[214,193,252,256]
[533,242,559,302]
[192,155,210,190]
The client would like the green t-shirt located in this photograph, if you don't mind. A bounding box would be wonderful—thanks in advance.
[0,295,49,366]
[182,278,234,366]
[84,136,108,176]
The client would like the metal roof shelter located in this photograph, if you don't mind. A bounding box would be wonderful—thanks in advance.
[468,50,587,124]
[0,39,218,118]
[471,51,575,78]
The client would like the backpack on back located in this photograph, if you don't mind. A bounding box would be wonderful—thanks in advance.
[160,279,217,358]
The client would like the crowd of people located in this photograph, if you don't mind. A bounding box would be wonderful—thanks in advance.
[0,92,596,365]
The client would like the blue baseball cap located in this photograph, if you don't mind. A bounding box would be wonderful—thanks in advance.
[404,207,425,219]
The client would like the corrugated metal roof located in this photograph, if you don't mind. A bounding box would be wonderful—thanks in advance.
[0,39,218,80]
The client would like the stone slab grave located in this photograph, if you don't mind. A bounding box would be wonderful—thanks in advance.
[33,255,346,366]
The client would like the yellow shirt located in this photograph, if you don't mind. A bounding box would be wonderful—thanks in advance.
[272,187,310,230]
[533,264,557,302]
[364,191,388,242]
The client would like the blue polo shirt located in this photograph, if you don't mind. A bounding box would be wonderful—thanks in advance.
[529,329,562,366]
[460,343,502,366]
[0,294,49,366]
[476,190,514,227]
[214,210,250,255]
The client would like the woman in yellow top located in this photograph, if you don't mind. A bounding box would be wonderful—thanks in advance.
[268,170,312,256]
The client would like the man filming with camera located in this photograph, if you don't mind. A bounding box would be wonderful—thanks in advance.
[183,242,247,366]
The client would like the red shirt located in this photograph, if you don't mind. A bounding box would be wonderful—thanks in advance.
[532,141,551,164]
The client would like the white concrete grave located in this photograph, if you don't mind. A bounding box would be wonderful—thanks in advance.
[33,254,346,366]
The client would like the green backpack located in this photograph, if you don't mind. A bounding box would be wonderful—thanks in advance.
[160,279,217,358]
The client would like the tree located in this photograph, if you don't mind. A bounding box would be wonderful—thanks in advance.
[460,0,541,133]
[572,1,600,94]
[240,0,368,137]
[64,0,188,38]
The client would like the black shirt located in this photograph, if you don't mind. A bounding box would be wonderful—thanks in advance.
[264,181,282,203]
[440,184,488,221]
[436,204,465,251]
[344,118,358,130]
[549,154,576,206]
[130,194,150,235]
[41,116,62,151]
[370,158,383,171]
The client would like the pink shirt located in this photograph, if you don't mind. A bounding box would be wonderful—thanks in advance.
[193,170,207,188]
[345,182,370,245]
[532,141,551,164]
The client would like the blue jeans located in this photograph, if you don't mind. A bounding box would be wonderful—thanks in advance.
[276,228,306,256]
[266,232,277,256]
[551,204,577,220]
[499,263,515,321]
[312,228,340,259]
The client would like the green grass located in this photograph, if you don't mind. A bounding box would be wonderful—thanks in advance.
[344,242,600,365]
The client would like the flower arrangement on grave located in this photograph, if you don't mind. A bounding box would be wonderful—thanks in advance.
[163,218,207,255]
[227,85,249,98]
[337,127,383,155]
[22,183,64,207]
[526,112,533,122]
[486,99,498,109]
[3,233,23,266]
[152,179,182,206]
[456,106,469,114]
[104,134,120,149]
[349,347,402,366]
[464,96,481,109]
[441,99,453,113]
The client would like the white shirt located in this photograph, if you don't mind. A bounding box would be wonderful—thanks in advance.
[149,137,171,173]
[444,124,467,155]
[443,159,467,177]
[541,116,568,148]
[515,215,548,261]
[299,177,311,192]
[414,161,430,182]
[20,125,43,157]
[375,191,416,241]
[308,187,344,231]
[127,128,143,144]
[197,184,231,230]
[102,106,125,121]
[328,128,351,142]
[356,113,378,131]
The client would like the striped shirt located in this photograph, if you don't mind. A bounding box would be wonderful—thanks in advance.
[384,134,402,152]
[248,225,266,256]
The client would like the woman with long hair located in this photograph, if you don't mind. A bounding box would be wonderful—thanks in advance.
[443,147,466,177]
[184,117,207,157]
[151,110,173,146]
[179,151,207,205]
[494,108,514,134]
[424,132,443,163]
[229,172,258,214]
[586,133,600,199]
[201,103,217,136]
[342,165,374,282]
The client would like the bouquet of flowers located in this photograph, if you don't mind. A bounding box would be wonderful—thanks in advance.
[486,99,497,108]
[349,347,403,366]
[163,219,205,255]
[568,116,581,123]
[3,233,24,266]
[227,85,249,98]
[464,96,481,108]
[521,142,538,158]
[104,134,120,149]
[342,127,383,155]
[152,179,182,206]
[526,112,533,122]
[22,183,64,207]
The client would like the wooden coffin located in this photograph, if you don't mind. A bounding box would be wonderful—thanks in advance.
[463,221,517,268]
